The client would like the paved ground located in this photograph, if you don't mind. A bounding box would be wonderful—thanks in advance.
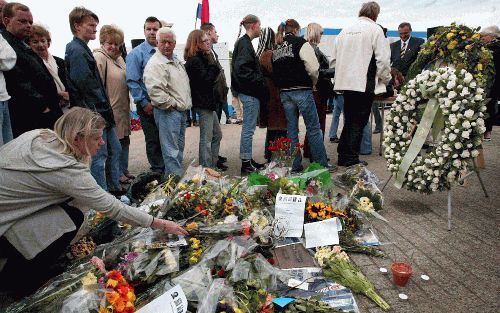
[128,114,499,313]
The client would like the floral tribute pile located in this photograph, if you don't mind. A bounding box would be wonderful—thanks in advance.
[7,146,392,313]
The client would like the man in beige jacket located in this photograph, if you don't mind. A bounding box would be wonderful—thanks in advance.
[144,27,192,178]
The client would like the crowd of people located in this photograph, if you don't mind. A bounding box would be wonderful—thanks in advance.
[0,0,498,295]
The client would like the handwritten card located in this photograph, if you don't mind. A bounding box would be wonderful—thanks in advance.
[136,285,187,313]
[274,193,307,237]
[304,217,341,248]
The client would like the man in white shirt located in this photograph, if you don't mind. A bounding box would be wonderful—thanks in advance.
[331,1,392,167]
[143,27,192,178]
[0,32,16,146]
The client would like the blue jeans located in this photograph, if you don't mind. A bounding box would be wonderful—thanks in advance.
[91,127,122,191]
[360,121,372,155]
[0,100,13,146]
[280,89,328,170]
[198,109,222,167]
[119,136,130,175]
[239,94,260,160]
[328,95,344,139]
[154,107,186,177]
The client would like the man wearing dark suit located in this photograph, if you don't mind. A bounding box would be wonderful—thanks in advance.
[390,22,425,77]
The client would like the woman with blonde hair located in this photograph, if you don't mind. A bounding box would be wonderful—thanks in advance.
[94,24,133,185]
[0,107,187,294]
[303,22,335,159]
[184,30,223,170]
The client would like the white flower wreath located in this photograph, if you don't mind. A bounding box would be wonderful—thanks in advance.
[383,67,486,193]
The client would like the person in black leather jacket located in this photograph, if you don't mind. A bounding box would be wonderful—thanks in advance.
[185,30,223,169]
[231,14,268,174]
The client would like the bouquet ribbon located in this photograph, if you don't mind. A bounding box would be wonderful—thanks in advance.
[394,97,440,189]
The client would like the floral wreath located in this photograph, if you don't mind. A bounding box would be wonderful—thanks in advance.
[407,23,494,87]
[384,67,486,193]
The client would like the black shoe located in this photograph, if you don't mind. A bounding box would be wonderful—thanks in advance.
[193,121,199,127]
[251,159,265,170]
[241,160,256,175]
[330,137,340,143]
[226,119,232,124]
[373,129,381,134]
[291,165,304,174]
[326,163,338,172]
[216,161,228,171]
[186,122,191,127]
[218,155,227,163]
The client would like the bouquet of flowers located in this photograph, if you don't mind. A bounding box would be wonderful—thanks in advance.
[98,270,136,313]
[267,137,303,169]
[315,246,390,311]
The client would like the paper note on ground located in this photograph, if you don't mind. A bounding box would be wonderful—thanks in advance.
[304,217,340,248]
[274,193,307,237]
[136,284,187,313]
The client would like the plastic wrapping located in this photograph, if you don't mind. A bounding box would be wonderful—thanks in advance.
[60,288,102,313]
[230,259,252,282]
[334,164,380,191]
[197,278,236,313]
[5,263,93,313]
[201,237,257,271]
[253,254,290,291]
[171,262,212,301]
[125,246,180,283]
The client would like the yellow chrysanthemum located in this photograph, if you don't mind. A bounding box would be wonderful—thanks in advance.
[447,40,458,50]
[186,222,198,231]
[81,272,97,287]
[446,32,455,40]
[465,44,473,50]
[106,279,118,288]
[471,33,480,40]
[189,256,199,264]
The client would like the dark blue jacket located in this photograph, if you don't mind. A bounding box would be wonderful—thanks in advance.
[65,37,114,127]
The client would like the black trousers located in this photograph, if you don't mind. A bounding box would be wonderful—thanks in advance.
[485,97,498,132]
[137,105,164,173]
[337,91,374,164]
[216,101,230,122]
[0,203,84,295]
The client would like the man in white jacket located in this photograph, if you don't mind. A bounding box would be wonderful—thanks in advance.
[331,1,391,167]
[0,32,16,146]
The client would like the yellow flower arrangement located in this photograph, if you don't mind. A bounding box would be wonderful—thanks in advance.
[188,237,203,264]
[223,198,237,215]
[407,23,494,87]
[447,40,458,50]
[81,272,97,287]
[186,222,198,231]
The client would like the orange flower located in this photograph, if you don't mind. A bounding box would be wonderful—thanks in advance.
[114,299,126,312]
[106,291,120,304]
[107,270,123,281]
